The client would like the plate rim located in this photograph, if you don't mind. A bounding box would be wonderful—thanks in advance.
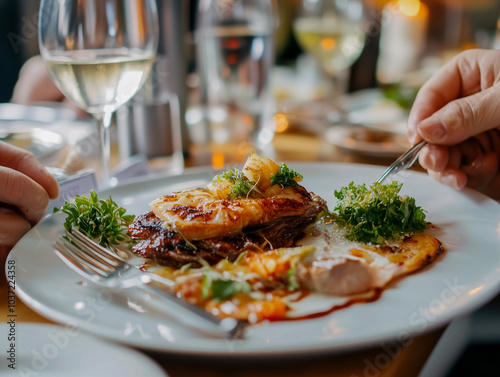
[8,162,500,356]
[0,323,168,376]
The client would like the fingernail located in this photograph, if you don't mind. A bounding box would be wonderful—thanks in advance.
[408,127,417,144]
[441,173,459,189]
[419,117,446,142]
[428,151,437,170]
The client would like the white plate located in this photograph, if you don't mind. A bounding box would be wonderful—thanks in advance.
[0,323,168,376]
[7,163,500,356]
[326,125,411,158]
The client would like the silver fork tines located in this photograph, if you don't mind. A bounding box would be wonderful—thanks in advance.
[377,140,428,184]
[54,229,249,340]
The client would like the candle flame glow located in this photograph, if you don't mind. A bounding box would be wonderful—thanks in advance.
[321,37,336,51]
[274,113,289,133]
[212,152,225,170]
[398,0,420,17]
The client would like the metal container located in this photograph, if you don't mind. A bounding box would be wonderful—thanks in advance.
[116,0,190,161]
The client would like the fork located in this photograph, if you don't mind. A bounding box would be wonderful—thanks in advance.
[376,140,428,184]
[54,228,249,340]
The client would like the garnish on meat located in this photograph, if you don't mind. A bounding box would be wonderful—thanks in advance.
[130,153,326,268]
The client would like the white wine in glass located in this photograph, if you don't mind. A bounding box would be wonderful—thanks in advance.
[293,0,366,122]
[39,0,158,185]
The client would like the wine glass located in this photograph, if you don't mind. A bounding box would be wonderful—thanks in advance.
[197,0,276,156]
[293,0,366,123]
[39,0,158,185]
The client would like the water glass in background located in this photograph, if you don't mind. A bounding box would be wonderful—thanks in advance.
[197,0,276,156]
[116,56,184,175]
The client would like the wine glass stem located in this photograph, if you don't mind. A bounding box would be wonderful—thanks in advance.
[93,111,113,185]
[326,69,349,124]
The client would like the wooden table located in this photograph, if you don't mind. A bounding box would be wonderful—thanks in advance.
[0,130,445,377]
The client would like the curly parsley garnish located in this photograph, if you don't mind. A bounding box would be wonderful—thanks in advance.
[216,168,258,199]
[334,181,427,245]
[55,190,135,248]
[271,163,303,188]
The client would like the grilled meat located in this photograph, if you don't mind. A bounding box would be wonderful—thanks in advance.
[129,186,326,268]
[149,186,320,241]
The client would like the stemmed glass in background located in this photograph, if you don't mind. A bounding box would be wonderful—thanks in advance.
[197,0,276,156]
[293,0,366,123]
[39,0,158,185]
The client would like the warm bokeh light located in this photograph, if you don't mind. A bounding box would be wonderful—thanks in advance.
[212,152,225,170]
[321,37,336,51]
[398,0,420,17]
[364,0,495,10]
[274,113,289,133]
[241,114,253,130]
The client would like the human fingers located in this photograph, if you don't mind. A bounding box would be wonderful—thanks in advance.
[408,49,500,144]
[427,167,467,191]
[461,152,498,192]
[418,143,465,173]
[0,210,32,246]
[418,145,449,172]
[408,61,462,143]
[465,154,498,186]
[422,144,466,189]
[0,167,51,224]
[424,138,499,196]
[0,142,59,199]
[415,85,500,146]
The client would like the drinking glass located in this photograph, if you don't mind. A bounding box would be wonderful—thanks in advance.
[197,0,276,155]
[293,0,366,123]
[39,0,158,185]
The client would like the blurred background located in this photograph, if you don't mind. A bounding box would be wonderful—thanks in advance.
[3,0,500,101]
[1,0,500,375]
[3,0,500,162]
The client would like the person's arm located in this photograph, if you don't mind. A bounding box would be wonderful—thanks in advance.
[11,56,86,116]
[407,49,500,199]
[0,142,59,262]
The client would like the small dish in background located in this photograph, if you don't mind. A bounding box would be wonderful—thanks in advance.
[326,125,411,158]
[0,103,95,163]
[4,128,65,159]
